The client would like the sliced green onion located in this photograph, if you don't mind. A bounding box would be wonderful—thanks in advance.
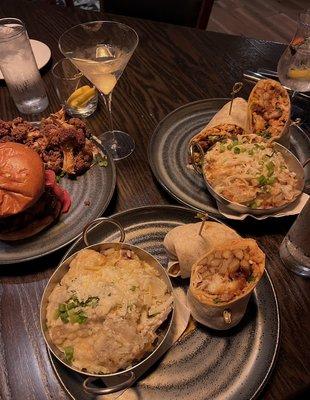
[219,144,226,153]
[233,147,241,154]
[266,161,275,176]
[267,176,275,185]
[258,175,267,186]
[60,312,69,324]
[64,346,74,364]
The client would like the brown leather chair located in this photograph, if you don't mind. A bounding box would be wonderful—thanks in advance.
[102,0,214,29]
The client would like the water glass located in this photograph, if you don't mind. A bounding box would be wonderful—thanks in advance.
[52,58,98,118]
[280,198,310,277]
[0,18,49,114]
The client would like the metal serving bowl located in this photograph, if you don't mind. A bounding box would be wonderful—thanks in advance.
[40,217,174,396]
[188,141,306,216]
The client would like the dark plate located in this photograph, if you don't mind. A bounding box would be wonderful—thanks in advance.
[0,154,116,264]
[148,99,310,215]
[49,205,280,400]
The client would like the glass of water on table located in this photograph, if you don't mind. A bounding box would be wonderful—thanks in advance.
[0,18,49,114]
[280,198,310,277]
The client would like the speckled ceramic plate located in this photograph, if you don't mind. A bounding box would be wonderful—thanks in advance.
[48,205,280,400]
[0,154,116,264]
[148,99,310,216]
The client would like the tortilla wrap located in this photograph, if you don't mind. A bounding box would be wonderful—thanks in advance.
[189,97,248,160]
[164,221,239,278]
[188,238,265,329]
[248,79,291,147]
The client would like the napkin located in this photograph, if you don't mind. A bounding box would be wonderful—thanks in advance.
[217,192,309,220]
[99,288,191,399]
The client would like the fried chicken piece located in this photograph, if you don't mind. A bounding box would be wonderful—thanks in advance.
[68,118,91,138]
[0,135,15,143]
[42,149,63,174]
[0,120,11,137]
[74,148,93,175]
[46,126,85,174]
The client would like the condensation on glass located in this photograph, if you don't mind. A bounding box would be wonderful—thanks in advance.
[280,198,310,277]
[0,18,49,114]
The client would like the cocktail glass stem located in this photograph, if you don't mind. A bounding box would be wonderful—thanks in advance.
[101,91,118,149]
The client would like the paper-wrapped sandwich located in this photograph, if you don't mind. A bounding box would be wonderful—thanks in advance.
[164,221,239,278]
[248,79,291,145]
[188,238,265,329]
[189,97,248,162]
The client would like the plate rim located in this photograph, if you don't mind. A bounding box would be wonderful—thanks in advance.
[58,204,281,400]
[0,39,51,80]
[0,152,116,265]
[148,98,230,216]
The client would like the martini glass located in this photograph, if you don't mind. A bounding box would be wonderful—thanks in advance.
[59,21,139,160]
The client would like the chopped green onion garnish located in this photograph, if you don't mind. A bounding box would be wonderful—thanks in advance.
[64,346,74,364]
[267,176,275,185]
[76,310,88,324]
[227,144,233,150]
[94,154,108,168]
[266,161,275,176]
[59,303,66,313]
[60,312,69,324]
[213,298,221,304]
[233,147,241,154]
[219,144,226,153]
[258,175,267,186]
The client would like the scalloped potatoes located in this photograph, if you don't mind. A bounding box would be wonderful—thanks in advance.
[46,248,173,374]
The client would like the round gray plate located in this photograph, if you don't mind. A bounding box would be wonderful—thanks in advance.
[0,155,116,264]
[148,99,310,215]
[49,205,280,400]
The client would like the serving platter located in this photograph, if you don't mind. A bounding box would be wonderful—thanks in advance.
[49,205,280,400]
[148,98,310,216]
[0,154,116,264]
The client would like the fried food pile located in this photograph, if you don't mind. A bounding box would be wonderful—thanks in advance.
[0,110,96,176]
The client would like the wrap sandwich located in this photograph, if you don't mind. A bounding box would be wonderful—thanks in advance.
[164,221,239,278]
[189,97,248,162]
[248,79,291,145]
[188,238,265,330]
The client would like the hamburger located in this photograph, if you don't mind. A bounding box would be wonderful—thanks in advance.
[0,142,71,241]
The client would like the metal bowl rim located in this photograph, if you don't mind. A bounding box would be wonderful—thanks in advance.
[40,241,175,378]
[201,141,305,215]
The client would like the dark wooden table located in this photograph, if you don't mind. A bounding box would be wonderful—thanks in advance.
[0,1,309,399]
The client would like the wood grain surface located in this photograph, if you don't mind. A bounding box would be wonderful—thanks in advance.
[0,1,309,399]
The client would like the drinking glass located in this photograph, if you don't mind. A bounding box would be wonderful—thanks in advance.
[0,18,49,114]
[277,9,310,93]
[52,58,98,118]
[279,198,310,277]
[59,21,139,160]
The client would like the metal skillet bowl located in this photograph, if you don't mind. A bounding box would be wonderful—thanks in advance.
[188,141,305,216]
[40,217,174,396]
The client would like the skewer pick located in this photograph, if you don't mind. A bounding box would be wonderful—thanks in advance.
[229,82,243,115]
